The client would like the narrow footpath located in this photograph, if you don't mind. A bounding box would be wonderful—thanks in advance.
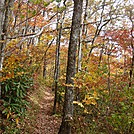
[23,85,61,134]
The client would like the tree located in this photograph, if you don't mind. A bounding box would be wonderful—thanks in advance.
[53,1,67,114]
[77,0,88,72]
[0,0,14,99]
[58,0,83,134]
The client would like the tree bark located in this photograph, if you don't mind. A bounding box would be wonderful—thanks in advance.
[76,0,88,101]
[0,1,14,132]
[53,3,66,114]
[0,0,5,99]
[43,38,54,78]
[58,0,83,134]
[129,10,134,87]
[0,0,14,99]
[77,0,88,72]
[107,54,111,94]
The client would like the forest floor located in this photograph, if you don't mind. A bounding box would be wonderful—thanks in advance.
[22,81,62,134]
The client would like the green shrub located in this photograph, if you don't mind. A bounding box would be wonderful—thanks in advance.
[1,66,33,122]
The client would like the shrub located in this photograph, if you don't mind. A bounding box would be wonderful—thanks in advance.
[1,66,33,119]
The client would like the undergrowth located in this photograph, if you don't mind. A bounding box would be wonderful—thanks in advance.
[0,74,49,134]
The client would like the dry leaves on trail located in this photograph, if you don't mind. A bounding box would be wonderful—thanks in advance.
[23,87,61,134]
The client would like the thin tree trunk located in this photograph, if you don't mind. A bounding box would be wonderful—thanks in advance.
[43,57,47,78]
[77,0,88,72]
[58,0,83,134]
[129,49,134,87]
[0,0,14,99]
[53,4,66,114]
[98,45,104,67]
[53,4,61,114]
[87,0,107,62]
[129,10,134,87]
[77,40,82,72]
[0,0,6,99]
[43,38,54,78]
[107,54,111,95]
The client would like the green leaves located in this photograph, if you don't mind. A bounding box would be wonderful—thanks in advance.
[56,0,62,2]
[1,66,33,123]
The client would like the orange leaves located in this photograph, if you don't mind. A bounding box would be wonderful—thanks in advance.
[0,72,14,82]
[4,54,26,70]
[1,48,28,82]
[105,29,132,50]
[29,16,49,27]
[87,24,96,36]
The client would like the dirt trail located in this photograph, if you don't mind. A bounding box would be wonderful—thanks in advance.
[27,87,61,134]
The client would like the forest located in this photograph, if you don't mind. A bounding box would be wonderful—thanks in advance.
[0,0,133,134]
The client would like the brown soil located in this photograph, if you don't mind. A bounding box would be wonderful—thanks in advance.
[24,86,61,134]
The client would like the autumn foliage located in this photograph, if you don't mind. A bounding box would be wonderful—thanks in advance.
[0,0,133,134]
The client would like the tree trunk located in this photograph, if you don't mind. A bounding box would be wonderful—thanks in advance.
[107,54,111,95]
[129,52,134,87]
[58,0,83,134]
[98,45,104,67]
[0,0,5,99]
[129,10,134,88]
[0,0,14,99]
[76,0,88,101]
[0,1,14,132]
[53,4,66,114]
[77,0,88,72]
[43,38,54,78]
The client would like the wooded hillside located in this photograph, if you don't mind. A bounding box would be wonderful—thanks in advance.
[0,0,133,134]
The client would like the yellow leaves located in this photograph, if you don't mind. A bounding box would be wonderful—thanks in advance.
[15,117,19,125]
[73,88,99,111]
[84,109,92,114]
[63,83,73,87]
[52,6,57,12]
[1,51,29,82]
[7,112,11,119]
[93,90,98,98]
[7,113,10,119]
[103,90,109,94]
[47,35,53,41]
[5,39,19,53]
[83,91,98,105]
[40,34,53,42]
[1,72,15,82]
[85,75,93,82]
[83,95,97,105]
[4,54,26,71]
[0,40,6,43]
[59,75,66,80]
[7,39,18,47]
[6,112,19,125]
[84,109,88,114]
[16,71,25,76]
[73,101,84,108]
